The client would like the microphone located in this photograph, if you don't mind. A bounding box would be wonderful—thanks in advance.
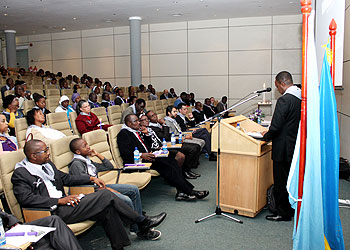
[253,87,271,94]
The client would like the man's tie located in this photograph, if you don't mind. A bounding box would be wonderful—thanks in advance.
[42,166,49,175]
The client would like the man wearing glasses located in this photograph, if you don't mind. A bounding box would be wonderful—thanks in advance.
[11,139,166,250]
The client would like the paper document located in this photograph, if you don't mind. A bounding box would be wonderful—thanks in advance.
[5,225,56,247]
[246,132,263,139]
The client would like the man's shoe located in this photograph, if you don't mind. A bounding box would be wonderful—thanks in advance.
[175,192,197,201]
[137,229,161,241]
[188,170,201,177]
[265,214,291,222]
[192,190,210,199]
[138,212,167,232]
[184,171,197,179]
[209,153,217,161]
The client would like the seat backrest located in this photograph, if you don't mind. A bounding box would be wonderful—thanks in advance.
[14,118,28,149]
[110,94,116,101]
[46,89,60,98]
[107,125,124,168]
[107,105,122,125]
[120,103,129,112]
[97,95,102,103]
[30,89,44,96]
[77,88,89,97]
[146,101,155,112]
[155,100,163,114]
[23,100,35,115]
[161,99,168,111]
[82,130,117,184]
[0,150,26,222]
[158,113,165,120]
[91,107,109,125]
[46,98,60,113]
[46,112,73,136]
[61,89,73,98]
[45,85,57,90]
[4,90,14,97]
[69,111,80,136]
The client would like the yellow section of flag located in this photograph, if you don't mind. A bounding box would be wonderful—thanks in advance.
[324,235,331,250]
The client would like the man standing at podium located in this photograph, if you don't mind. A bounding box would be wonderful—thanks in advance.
[262,71,301,222]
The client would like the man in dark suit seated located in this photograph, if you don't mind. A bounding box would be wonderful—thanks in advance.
[216,96,229,118]
[262,71,301,222]
[160,89,170,100]
[175,103,216,161]
[117,114,209,201]
[114,88,127,105]
[11,140,167,250]
[192,101,207,124]
[202,98,216,118]
[146,110,201,179]
[0,209,82,250]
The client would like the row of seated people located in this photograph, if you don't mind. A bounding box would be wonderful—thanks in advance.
[0,101,212,249]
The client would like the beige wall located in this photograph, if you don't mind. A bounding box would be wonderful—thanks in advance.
[16,15,302,115]
[338,0,350,159]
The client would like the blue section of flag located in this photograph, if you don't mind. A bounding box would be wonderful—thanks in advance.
[319,48,345,250]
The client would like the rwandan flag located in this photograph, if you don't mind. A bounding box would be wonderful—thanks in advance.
[319,43,345,250]
[287,11,325,249]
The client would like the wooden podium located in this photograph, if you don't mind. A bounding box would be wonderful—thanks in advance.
[211,115,273,218]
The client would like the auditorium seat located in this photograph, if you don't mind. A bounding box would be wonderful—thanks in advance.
[23,100,35,115]
[61,89,73,98]
[91,107,109,125]
[69,111,81,136]
[154,100,163,115]
[14,118,28,148]
[120,103,129,112]
[84,129,152,189]
[46,89,60,99]
[108,125,160,177]
[107,105,122,125]
[146,100,155,112]
[46,112,73,136]
[4,90,14,97]
[46,98,60,112]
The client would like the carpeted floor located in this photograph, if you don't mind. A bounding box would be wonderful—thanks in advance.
[78,156,350,250]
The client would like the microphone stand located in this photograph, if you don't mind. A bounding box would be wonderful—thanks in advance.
[195,93,261,224]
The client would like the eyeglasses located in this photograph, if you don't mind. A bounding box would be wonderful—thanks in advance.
[33,147,49,154]
[139,118,149,122]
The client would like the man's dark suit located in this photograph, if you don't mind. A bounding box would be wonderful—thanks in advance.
[117,129,194,194]
[263,93,301,218]
[160,94,169,100]
[192,110,205,124]
[11,161,142,250]
[203,104,216,118]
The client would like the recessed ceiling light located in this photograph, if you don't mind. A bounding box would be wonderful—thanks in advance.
[200,0,204,2]
[289,1,294,3]
[73,17,77,20]
[172,13,182,17]
[104,19,113,23]
[156,8,160,11]
[173,1,178,3]
[62,27,66,31]
[3,13,7,16]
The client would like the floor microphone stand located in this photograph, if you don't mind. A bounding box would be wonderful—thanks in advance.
[195,93,261,224]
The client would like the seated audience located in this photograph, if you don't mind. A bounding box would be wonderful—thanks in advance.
[88,92,101,108]
[192,101,207,124]
[128,86,136,97]
[210,97,218,111]
[114,88,127,105]
[33,93,51,124]
[2,95,24,136]
[189,93,196,106]
[148,88,158,100]
[71,93,81,110]
[55,95,75,128]
[0,209,83,250]
[174,92,187,108]
[0,113,18,154]
[75,100,112,134]
[118,114,209,201]
[18,67,26,78]
[203,98,216,118]
[145,111,201,179]
[103,82,113,94]
[12,139,166,250]
[101,92,114,109]
[14,83,29,110]
[120,98,146,124]
[160,89,170,100]
[92,86,101,96]
[164,105,207,158]
[176,103,215,161]
[216,96,229,117]
[138,84,146,93]
[59,78,69,90]
[146,84,153,93]
[1,78,15,99]
[128,95,137,105]
[169,88,177,98]
[68,138,162,239]
[26,108,66,145]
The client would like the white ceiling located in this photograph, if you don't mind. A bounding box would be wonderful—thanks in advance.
[0,0,301,36]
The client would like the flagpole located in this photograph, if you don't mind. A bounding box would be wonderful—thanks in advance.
[329,19,337,88]
[297,0,311,229]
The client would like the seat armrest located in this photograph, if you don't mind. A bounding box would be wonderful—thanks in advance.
[22,208,51,223]
[70,185,95,195]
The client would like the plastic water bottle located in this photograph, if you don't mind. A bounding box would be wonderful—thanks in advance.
[133,147,140,164]
[171,132,176,145]
[179,132,183,144]
[0,218,6,246]
[236,123,241,131]
[162,138,168,154]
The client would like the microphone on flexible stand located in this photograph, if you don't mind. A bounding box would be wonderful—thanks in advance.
[253,87,272,94]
